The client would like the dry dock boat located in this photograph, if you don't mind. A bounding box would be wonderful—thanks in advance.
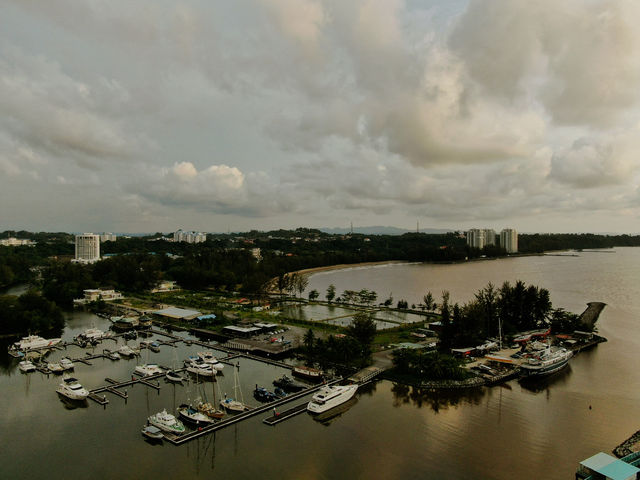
[520,345,573,377]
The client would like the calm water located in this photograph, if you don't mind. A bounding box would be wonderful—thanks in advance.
[2,249,640,479]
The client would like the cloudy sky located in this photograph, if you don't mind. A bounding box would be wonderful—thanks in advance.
[2,0,639,234]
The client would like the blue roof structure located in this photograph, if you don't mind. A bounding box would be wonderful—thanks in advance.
[580,452,640,480]
[197,314,217,320]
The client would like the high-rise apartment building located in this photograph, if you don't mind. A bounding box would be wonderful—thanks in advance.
[484,229,496,246]
[74,233,100,263]
[466,228,486,249]
[174,229,207,243]
[500,228,518,253]
[100,232,117,242]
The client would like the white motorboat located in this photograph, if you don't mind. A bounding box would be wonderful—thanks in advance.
[56,376,89,400]
[177,404,215,426]
[520,345,573,377]
[118,345,138,358]
[186,360,216,377]
[197,351,225,371]
[18,360,36,372]
[47,362,65,374]
[10,335,62,352]
[148,410,186,435]
[80,328,106,340]
[165,370,186,383]
[141,425,164,441]
[59,358,75,370]
[307,384,358,414]
[134,364,164,377]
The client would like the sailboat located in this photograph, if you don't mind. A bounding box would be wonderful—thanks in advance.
[165,346,186,383]
[196,377,225,419]
[220,364,247,412]
[134,337,164,377]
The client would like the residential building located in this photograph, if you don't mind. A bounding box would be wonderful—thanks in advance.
[484,229,496,246]
[466,228,486,249]
[73,288,123,305]
[100,232,117,242]
[74,233,100,263]
[173,229,207,243]
[0,237,35,247]
[500,228,518,253]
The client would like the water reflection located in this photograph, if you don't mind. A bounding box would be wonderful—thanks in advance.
[518,365,573,394]
[390,382,487,412]
[311,397,358,426]
[57,394,89,410]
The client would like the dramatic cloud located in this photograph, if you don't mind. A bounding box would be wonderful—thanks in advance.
[1,0,640,233]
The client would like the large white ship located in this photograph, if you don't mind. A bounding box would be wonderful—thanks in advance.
[10,335,62,352]
[307,384,358,414]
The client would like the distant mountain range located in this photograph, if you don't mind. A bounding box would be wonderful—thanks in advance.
[319,226,455,235]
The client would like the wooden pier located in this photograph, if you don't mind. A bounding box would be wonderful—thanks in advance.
[262,402,308,426]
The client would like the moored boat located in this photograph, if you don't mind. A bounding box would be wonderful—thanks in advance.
[148,410,186,435]
[47,362,65,374]
[165,369,186,383]
[196,400,225,419]
[134,364,164,377]
[59,357,75,370]
[520,345,573,377]
[197,351,225,371]
[292,365,324,381]
[253,386,278,403]
[177,404,215,426]
[18,360,36,372]
[10,335,62,352]
[273,375,306,392]
[185,360,216,377]
[307,384,358,414]
[141,425,164,441]
[56,376,89,400]
[118,345,138,358]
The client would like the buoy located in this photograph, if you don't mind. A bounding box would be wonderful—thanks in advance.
[589,405,592,410]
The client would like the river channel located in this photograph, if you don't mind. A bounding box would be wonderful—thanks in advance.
[2,248,639,479]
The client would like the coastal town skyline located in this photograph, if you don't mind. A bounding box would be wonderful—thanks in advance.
[2,1,639,233]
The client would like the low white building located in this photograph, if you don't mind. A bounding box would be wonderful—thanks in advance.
[73,288,123,305]
[0,237,35,246]
[151,280,179,293]
[173,229,207,243]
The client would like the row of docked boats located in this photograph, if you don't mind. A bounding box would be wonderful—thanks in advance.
[19,357,75,373]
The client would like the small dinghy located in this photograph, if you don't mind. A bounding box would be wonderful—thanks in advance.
[165,370,186,383]
[141,425,164,441]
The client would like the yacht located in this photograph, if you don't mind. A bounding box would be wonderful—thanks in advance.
[307,384,358,414]
[185,360,216,377]
[118,345,138,358]
[18,360,36,372]
[197,351,225,371]
[148,410,186,435]
[10,335,62,352]
[134,364,164,377]
[47,362,65,374]
[520,345,573,377]
[56,376,89,400]
[59,358,75,370]
[79,328,106,340]
[220,396,246,412]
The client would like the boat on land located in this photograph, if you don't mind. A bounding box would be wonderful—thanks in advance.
[197,351,225,371]
[148,410,186,435]
[18,360,36,372]
[177,404,215,426]
[273,375,306,392]
[134,364,164,377]
[292,365,324,381]
[60,357,75,370]
[10,335,62,352]
[56,376,89,400]
[141,425,164,441]
[520,345,573,377]
[307,384,358,414]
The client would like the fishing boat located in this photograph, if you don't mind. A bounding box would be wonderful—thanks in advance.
[148,410,186,435]
[520,345,573,377]
[197,351,225,371]
[59,357,75,370]
[18,360,36,373]
[134,364,164,377]
[177,404,215,426]
[56,376,89,400]
[273,375,306,392]
[141,425,164,441]
[196,399,225,419]
[292,365,324,381]
[47,362,65,374]
[307,384,358,414]
[253,386,278,403]
[10,335,62,353]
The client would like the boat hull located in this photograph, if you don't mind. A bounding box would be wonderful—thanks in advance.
[307,385,358,414]
[521,357,571,377]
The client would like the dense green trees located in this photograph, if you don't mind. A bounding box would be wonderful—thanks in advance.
[0,291,64,335]
[391,348,468,381]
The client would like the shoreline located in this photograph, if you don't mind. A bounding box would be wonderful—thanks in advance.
[290,260,410,276]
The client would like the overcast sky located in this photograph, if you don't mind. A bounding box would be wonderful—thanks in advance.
[2,0,639,234]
